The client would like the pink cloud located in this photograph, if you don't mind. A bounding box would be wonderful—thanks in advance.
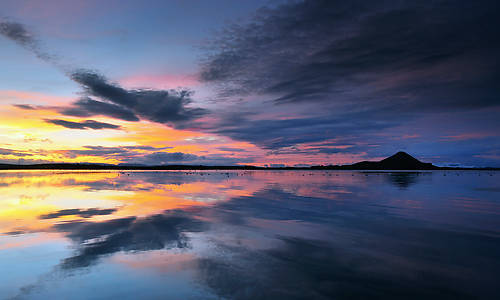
[400,134,420,139]
[442,133,496,141]
[473,153,500,160]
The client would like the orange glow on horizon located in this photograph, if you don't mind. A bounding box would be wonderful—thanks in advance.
[0,89,365,167]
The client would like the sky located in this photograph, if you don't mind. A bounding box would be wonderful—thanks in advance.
[0,0,499,167]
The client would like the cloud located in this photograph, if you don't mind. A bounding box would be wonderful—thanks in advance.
[1,20,208,129]
[122,152,198,165]
[59,70,208,128]
[207,111,397,149]
[0,18,54,62]
[0,20,34,45]
[0,144,250,166]
[60,97,140,121]
[0,148,53,164]
[12,104,36,110]
[60,145,168,159]
[121,151,254,166]
[45,119,121,130]
[441,133,496,142]
[3,3,500,164]
[217,147,248,152]
[24,136,52,143]
[184,136,222,144]
[39,208,117,219]
[0,148,33,157]
[58,145,250,166]
[0,158,54,165]
[201,0,500,108]
[3,230,26,235]
[197,0,500,156]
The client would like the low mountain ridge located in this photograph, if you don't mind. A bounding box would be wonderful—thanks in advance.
[348,151,437,170]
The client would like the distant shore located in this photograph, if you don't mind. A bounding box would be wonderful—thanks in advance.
[0,163,498,171]
[1,151,498,171]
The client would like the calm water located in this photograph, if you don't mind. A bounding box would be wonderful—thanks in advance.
[0,170,499,299]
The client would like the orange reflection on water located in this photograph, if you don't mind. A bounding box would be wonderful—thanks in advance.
[0,171,125,234]
[0,170,392,237]
[0,170,267,236]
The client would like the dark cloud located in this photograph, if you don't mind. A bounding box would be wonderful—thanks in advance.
[61,97,140,122]
[2,20,207,129]
[0,20,33,45]
[0,148,52,164]
[3,3,499,164]
[198,0,500,155]
[0,158,54,165]
[0,144,249,166]
[217,147,248,152]
[0,148,32,157]
[61,146,187,163]
[39,208,117,219]
[60,70,208,128]
[60,145,170,159]
[62,147,129,158]
[208,111,397,149]
[123,151,199,165]
[201,0,500,108]
[59,145,249,166]
[121,151,253,166]
[0,18,54,62]
[3,230,26,235]
[12,104,36,110]
[45,119,121,130]
[121,145,172,151]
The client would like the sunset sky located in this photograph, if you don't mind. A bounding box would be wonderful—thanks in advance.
[1,0,499,167]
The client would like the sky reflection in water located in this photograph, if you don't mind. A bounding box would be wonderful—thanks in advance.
[0,170,499,299]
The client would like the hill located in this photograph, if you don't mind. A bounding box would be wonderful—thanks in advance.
[348,151,437,170]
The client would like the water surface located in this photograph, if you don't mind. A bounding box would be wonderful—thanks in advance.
[0,170,499,299]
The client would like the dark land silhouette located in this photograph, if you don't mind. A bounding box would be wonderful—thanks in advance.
[322,151,437,170]
[0,152,497,170]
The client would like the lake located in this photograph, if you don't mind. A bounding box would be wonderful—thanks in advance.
[0,170,499,299]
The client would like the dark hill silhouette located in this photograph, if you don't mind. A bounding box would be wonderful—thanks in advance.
[348,151,437,170]
[310,151,497,170]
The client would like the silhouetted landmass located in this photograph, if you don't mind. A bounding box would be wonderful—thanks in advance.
[314,151,438,170]
[312,152,498,170]
[0,152,498,170]
[0,163,263,170]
